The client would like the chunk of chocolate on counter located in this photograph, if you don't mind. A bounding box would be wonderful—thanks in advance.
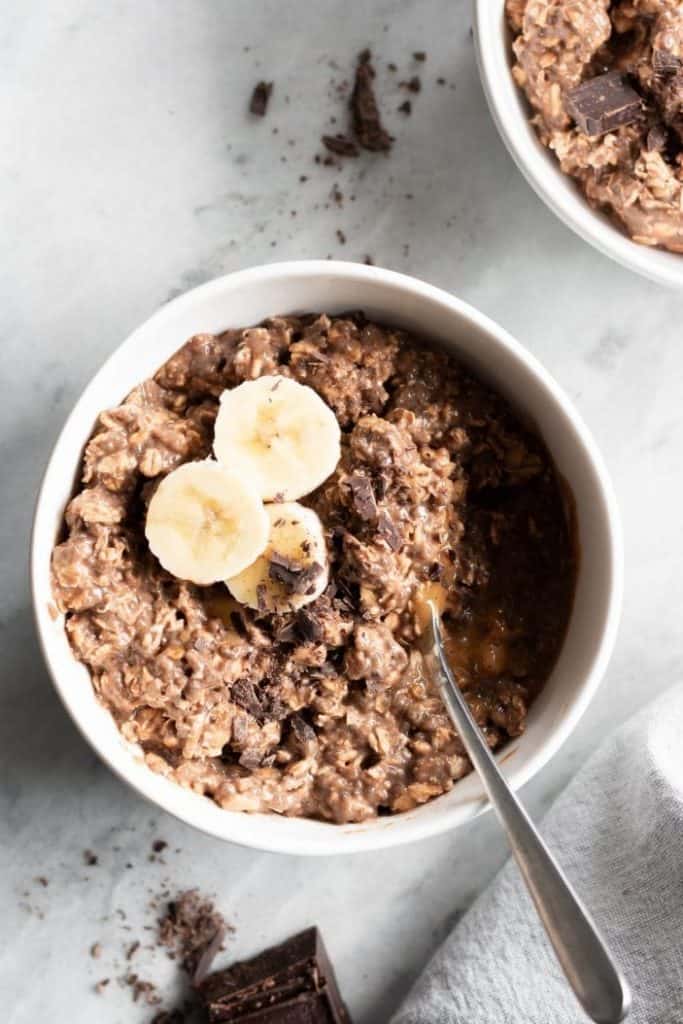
[197,927,351,1023]
[565,71,642,136]
[348,473,378,521]
[653,49,682,77]
[249,81,273,117]
[321,134,360,157]
[351,49,393,152]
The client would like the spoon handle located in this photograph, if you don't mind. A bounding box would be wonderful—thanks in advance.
[427,605,631,1024]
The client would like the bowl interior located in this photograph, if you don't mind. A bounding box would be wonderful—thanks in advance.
[31,261,622,854]
[473,0,683,289]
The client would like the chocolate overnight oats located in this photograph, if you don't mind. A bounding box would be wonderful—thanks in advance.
[51,314,575,823]
[508,0,683,252]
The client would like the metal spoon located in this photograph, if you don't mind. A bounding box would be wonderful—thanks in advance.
[423,601,631,1024]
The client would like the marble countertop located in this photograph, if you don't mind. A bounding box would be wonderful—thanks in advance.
[2,2,683,1021]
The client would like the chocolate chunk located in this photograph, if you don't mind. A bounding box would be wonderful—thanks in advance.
[351,50,393,152]
[297,609,323,643]
[250,81,273,117]
[348,474,378,521]
[269,553,323,596]
[198,927,351,1024]
[232,679,264,718]
[565,71,642,137]
[377,511,402,551]
[321,135,359,157]
[653,49,682,77]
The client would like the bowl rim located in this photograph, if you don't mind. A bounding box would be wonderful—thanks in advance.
[472,0,683,289]
[30,259,624,854]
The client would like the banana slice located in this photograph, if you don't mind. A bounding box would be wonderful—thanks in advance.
[226,502,329,613]
[145,460,269,585]
[213,376,341,501]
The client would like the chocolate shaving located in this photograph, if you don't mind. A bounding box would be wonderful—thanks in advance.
[348,474,378,521]
[565,70,642,137]
[297,609,323,643]
[351,49,393,152]
[249,81,273,117]
[400,75,421,93]
[269,553,323,595]
[321,134,359,157]
[377,511,402,551]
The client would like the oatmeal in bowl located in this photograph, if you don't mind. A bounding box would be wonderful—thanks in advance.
[32,262,622,853]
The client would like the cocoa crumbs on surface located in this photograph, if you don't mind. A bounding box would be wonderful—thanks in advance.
[90,942,102,959]
[413,51,427,61]
[400,75,421,93]
[351,49,393,152]
[125,973,161,1006]
[322,134,359,157]
[249,80,273,117]
[83,849,98,866]
[336,229,347,244]
[158,890,231,977]
[95,978,110,994]
[152,839,168,854]
[398,100,412,115]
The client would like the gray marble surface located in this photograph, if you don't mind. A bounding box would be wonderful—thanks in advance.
[2,2,683,1021]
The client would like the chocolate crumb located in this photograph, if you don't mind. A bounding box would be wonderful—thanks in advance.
[83,849,98,866]
[437,76,446,85]
[413,51,427,62]
[351,49,393,152]
[322,134,360,157]
[126,940,140,960]
[152,839,168,854]
[95,978,110,994]
[299,174,309,183]
[388,62,398,71]
[398,100,412,115]
[158,890,230,977]
[125,973,161,1006]
[90,942,103,959]
[249,80,273,117]
[35,876,48,887]
[336,228,347,245]
[400,75,421,93]
[364,254,374,265]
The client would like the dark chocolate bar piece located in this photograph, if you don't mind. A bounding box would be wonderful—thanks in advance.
[268,554,323,596]
[198,927,351,1024]
[565,71,642,137]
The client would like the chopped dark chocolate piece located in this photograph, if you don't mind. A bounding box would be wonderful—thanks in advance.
[321,135,359,157]
[198,927,351,1024]
[565,70,642,137]
[653,48,682,77]
[297,609,323,643]
[250,81,273,117]
[351,50,393,152]
[348,474,378,521]
[269,553,323,596]
[377,511,402,551]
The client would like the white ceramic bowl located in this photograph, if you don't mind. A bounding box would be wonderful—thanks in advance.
[473,0,683,289]
[31,260,622,855]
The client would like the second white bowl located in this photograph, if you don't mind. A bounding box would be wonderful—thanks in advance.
[473,0,683,289]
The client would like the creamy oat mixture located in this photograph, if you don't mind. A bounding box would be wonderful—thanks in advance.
[508,0,683,252]
[52,315,575,823]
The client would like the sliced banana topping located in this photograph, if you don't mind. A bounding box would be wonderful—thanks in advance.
[145,460,269,585]
[213,376,341,501]
[226,502,329,613]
